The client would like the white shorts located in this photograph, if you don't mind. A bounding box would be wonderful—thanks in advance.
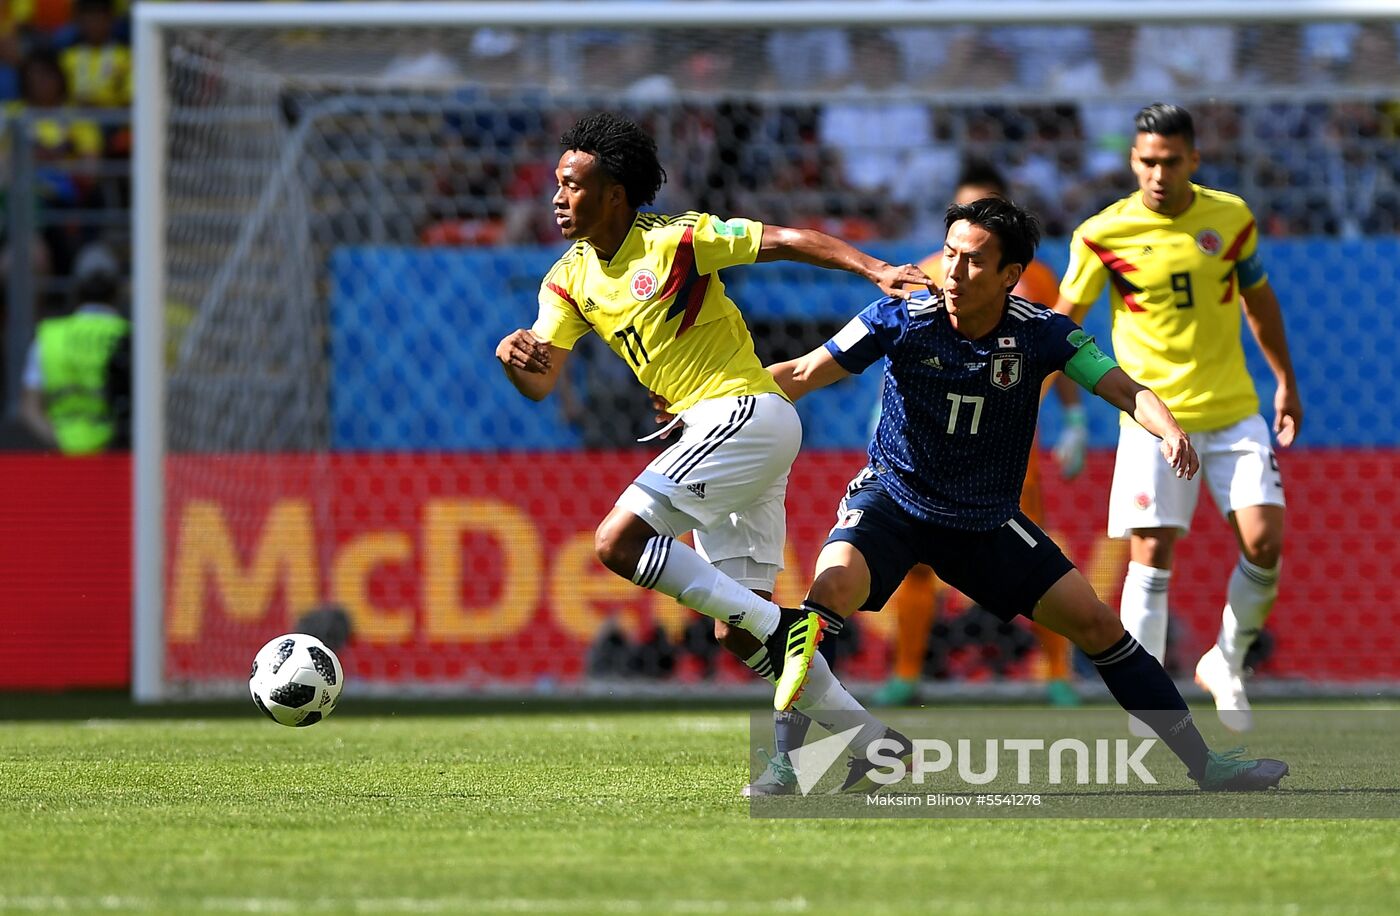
[1107,414,1286,538]
[617,393,801,589]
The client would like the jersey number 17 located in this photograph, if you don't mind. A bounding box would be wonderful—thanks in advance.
[946,393,985,435]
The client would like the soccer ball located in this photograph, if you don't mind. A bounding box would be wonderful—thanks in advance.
[249,633,344,727]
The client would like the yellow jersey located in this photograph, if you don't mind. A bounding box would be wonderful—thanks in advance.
[1060,184,1268,432]
[531,211,787,414]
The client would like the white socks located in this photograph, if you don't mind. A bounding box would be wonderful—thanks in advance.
[1219,557,1280,672]
[1120,556,1280,675]
[741,644,885,753]
[1121,561,1171,662]
[634,534,885,752]
[632,536,780,639]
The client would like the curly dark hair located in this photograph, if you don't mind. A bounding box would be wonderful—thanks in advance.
[944,197,1041,270]
[559,112,667,209]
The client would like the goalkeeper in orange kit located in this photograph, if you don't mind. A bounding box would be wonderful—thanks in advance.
[872,159,1087,707]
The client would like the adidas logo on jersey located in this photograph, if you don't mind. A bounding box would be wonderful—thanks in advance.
[582,297,599,313]
[921,356,943,370]
[686,482,707,499]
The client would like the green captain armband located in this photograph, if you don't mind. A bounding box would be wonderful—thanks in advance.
[1063,330,1118,391]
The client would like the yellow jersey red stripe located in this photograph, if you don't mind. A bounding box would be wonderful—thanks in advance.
[530,212,786,413]
[1060,184,1267,432]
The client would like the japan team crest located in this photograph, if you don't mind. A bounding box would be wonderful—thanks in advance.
[991,353,1022,390]
[1196,229,1223,255]
[631,269,659,301]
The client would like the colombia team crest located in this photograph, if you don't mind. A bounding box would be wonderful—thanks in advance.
[991,353,1022,390]
[631,269,659,301]
[1196,229,1223,255]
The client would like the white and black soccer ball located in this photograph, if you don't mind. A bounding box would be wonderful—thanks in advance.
[249,633,344,727]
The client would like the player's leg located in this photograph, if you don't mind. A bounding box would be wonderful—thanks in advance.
[1125,528,1179,659]
[595,505,783,636]
[595,394,800,642]
[1195,416,1288,732]
[708,585,794,797]
[928,511,1286,790]
[1021,447,1077,707]
[785,493,923,793]
[872,564,938,706]
[1109,422,1199,662]
[692,488,885,796]
[1030,567,1284,789]
[774,473,919,712]
[721,609,880,797]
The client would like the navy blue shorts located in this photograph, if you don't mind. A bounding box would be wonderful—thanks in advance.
[824,472,1074,622]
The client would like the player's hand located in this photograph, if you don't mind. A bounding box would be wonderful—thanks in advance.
[1274,384,1303,448]
[1159,431,1199,480]
[650,392,677,435]
[496,329,552,374]
[1052,405,1088,480]
[869,261,937,301]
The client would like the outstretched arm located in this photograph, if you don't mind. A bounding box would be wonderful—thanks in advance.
[757,225,933,301]
[1240,280,1302,447]
[1053,293,1091,323]
[1093,367,1199,480]
[768,346,852,402]
[496,329,570,401]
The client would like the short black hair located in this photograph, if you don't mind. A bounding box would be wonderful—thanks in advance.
[944,197,1040,270]
[1135,102,1195,147]
[956,157,1008,196]
[559,112,667,209]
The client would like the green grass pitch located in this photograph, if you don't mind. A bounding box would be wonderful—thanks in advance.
[1,699,1396,915]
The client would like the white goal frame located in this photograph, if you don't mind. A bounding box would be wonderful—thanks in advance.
[132,0,1400,701]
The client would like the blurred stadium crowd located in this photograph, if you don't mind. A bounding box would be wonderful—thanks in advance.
[380,20,1400,246]
[3,8,1400,449]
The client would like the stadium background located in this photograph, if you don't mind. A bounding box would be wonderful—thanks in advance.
[1,4,1398,696]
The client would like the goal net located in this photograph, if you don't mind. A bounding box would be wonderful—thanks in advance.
[134,2,1400,699]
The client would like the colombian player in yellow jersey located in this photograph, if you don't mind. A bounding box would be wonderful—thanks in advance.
[1056,104,1303,732]
[495,113,931,792]
[873,159,1084,709]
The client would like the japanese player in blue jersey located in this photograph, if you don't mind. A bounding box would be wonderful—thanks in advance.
[766,197,1288,791]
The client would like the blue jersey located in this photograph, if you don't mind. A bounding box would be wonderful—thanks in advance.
[825,291,1091,530]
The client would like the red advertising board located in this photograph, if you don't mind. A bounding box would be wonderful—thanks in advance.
[0,454,131,689]
[2,450,1393,691]
[163,450,1399,687]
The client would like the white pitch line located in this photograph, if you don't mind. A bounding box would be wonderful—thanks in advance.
[0,896,811,914]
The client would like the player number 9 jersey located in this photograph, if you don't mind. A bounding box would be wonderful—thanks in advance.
[1059,184,1268,432]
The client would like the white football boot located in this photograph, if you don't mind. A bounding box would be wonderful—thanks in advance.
[1195,644,1252,733]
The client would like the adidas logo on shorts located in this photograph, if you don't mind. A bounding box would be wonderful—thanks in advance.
[686,482,706,499]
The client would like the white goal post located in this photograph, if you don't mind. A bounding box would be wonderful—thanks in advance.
[133,0,1400,701]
